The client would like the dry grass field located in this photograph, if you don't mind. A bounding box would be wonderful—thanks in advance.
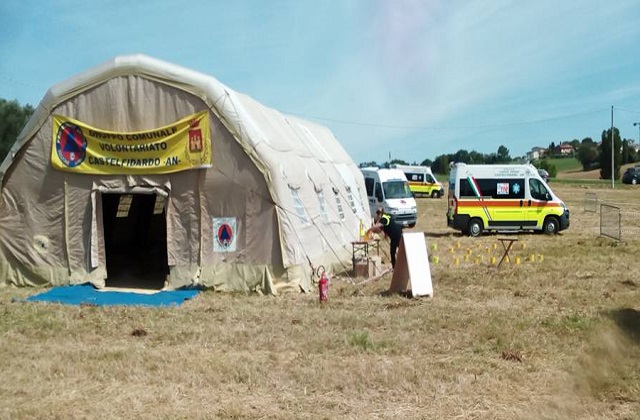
[2,182,640,419]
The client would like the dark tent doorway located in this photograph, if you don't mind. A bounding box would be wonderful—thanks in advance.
[101,192,168,289]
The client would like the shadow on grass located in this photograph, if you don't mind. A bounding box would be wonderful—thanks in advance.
[606,308,640,342]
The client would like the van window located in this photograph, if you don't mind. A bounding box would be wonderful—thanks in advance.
[374,183,383,201]
[529,178,550,200]
[383,181,413,199]
[364,177,374,196]
[460,178,525,199]
[406,173,424,182]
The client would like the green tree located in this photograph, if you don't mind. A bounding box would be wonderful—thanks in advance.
[535,159,557,178]
[452,149,470,164]
[577,137,599,171]
[496,145,510,163]
[420,158,433,167]
[468,150,485,164]
[599,127,622,180]
[0,98,34,162]
[389,158,408,166]
[431,154,449,175]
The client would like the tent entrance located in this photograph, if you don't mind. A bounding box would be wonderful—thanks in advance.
[101,192,168,290]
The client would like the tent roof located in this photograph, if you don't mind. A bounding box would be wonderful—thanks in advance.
[0,54,355,181]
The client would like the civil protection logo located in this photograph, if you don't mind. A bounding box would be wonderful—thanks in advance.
[217,223,233,248]
[56,122,87,168]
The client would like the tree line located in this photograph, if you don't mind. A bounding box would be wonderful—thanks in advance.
[0,98,34,163]
[360,129,637,181]
[360,145,515,174]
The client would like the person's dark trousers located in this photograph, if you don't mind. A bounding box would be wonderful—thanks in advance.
[390,236,400,268]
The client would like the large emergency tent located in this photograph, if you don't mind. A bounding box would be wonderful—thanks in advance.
[0,54,370,293]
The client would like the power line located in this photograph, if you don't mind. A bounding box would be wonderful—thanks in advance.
[613,106,640,115]
[288,108,608,131]
[0,74,45,90]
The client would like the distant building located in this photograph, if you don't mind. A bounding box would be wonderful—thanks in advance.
[554,143,574,156]
[526,147,547,161]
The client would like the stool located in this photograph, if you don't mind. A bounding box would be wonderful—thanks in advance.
[497,237,518,268]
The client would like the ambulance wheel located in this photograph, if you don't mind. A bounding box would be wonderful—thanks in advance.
[543,216,559,235]
[468,218,483,237]
[431,191,439,198]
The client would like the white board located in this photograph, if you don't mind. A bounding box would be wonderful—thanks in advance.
[388,232,433,297]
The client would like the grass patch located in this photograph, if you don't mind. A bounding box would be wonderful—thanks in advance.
[347,330,378,351]
[542,157,582,172]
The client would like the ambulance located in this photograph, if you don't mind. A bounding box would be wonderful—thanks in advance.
[390,164,444,198]
[360,167,418,227]
[446,163,570,236]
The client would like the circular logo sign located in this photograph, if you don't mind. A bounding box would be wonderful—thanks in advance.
[55,122,87,168]
[217,223,233,248]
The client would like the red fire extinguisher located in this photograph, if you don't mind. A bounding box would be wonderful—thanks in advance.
[318,269,329,303]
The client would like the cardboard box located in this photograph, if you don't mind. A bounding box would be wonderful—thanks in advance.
[368,256,381,277]
[354,259,368,278]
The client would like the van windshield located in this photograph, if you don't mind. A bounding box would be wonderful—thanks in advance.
[382,181,413,199]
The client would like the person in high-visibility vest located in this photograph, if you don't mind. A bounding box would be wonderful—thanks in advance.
[366,207,403,269]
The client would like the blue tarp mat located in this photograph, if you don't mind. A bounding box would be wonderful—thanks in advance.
[25,284,200,307]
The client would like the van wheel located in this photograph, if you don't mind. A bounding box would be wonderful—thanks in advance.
[543,217,559,235]
[408,223,416,228]
[468,218,483,237]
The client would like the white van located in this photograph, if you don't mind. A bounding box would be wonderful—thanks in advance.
[360,167,418,227]
[446,163,570,236]
[390,164,444,198]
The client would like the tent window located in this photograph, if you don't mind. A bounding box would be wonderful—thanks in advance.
[317,190,328,222]
[153,195,165,215]
[290,188,308,223]
[334,190,345,221]
[116,195,133,218]
[346,187,356,213]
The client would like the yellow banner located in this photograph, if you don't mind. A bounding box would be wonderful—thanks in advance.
[51,111,212,174]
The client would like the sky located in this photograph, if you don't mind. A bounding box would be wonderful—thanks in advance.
[2,0,640,165]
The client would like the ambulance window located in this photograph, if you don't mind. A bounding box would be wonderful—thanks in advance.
[407,173,423,182]
[364,177,374,196]
[462,178,525,199]
[476,178,524,199]
[425,174,435,183]
[460,179,476,197]
[529,178,550,200]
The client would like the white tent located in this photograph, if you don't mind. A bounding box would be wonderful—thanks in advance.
[0,54,370,293]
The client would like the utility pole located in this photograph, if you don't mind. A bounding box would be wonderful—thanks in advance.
[611,106,614,189]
